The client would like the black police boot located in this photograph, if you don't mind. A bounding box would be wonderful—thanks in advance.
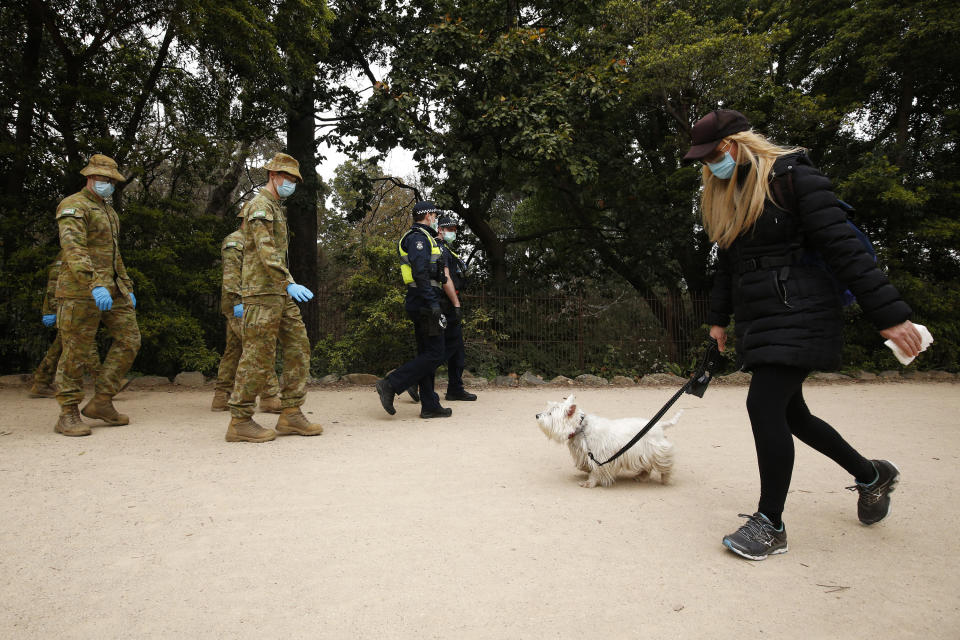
[445,389,477,401]
[407,386,420,402]
[375,379,396,415]
[420,406,453,419]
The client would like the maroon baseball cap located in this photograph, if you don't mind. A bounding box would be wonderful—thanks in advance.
[682,109,751,162]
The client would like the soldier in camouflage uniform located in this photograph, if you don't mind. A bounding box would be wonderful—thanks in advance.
[211,229,281,413]
[225,152,323,443]
[29,252,101,398]
[53,154,141,437]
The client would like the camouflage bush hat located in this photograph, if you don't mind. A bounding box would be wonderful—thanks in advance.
[79,154,126,182]
[263,152,303,182]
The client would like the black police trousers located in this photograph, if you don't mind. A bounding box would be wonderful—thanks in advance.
[386,309,446,411]
[443,312,466,394]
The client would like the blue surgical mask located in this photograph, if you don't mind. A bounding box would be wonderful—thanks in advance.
[429,218,439,231]
[707,152,737,180]
[277,179,296,198]
[442,231,456,243]
[93,180,115,197]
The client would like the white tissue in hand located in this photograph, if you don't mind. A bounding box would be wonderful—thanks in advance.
[884,323,933,365]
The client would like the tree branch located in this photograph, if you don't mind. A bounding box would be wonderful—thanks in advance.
[118,10,177,162]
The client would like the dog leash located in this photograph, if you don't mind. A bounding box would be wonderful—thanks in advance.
[588,340,721,468]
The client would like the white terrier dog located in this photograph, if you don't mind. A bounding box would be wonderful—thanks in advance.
[535,394,680,488]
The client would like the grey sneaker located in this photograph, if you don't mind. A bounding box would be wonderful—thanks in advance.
[722,513,788,560]
[847,459,900,525]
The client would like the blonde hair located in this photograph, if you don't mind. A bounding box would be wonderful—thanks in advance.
[700,130,803,248]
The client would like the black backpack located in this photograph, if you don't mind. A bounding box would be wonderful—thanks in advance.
[772,171,877,306]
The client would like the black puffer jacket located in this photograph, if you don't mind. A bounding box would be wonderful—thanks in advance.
[707,152,912,371]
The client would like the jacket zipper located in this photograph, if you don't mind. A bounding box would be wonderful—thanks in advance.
[774,267,792,308]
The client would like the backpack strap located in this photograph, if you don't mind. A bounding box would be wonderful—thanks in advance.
[770,157,798,212]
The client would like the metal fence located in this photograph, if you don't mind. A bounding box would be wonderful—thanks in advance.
[460,289,710,375]
[314,287,711,377]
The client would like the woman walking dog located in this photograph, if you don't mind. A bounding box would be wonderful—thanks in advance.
[684,109,924,560]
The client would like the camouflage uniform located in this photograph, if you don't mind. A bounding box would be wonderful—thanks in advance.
[55,184,140,408]
[214,230,280,397]
[32,253,100,387]
[227,188,310,419]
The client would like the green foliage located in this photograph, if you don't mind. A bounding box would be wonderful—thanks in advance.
[311,239,411,376]
[459,306,508,379]
[1,0,958,378]
[136,311,221,378]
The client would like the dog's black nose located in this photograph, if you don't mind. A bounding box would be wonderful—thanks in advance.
[536,413,541,419]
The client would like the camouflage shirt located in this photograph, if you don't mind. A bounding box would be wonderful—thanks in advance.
[238,189,295,297]
[221,230,244,315]
[55,187,134,299]
[41,252,64,315]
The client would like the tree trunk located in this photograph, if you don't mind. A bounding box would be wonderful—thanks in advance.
[205,143,251,218]
[453,205,508,288]
[587,227,696,362]
[894,67,914,168]
[5,9,43,198]
[286,79,320,345]
[118,15,177,163]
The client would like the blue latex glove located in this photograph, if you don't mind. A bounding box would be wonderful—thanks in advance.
[286,283,314,302]
[233,303,244,318]
[42,314,56,327]
[91,286,113,311]
[129,292,137,308]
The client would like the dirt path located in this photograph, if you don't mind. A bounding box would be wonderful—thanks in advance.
[1,382,958,639]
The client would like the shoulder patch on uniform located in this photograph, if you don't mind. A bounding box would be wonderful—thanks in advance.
[57,208,79,218]
[249,210,273,221]
[416,240,424,251]
[224,241,240,249]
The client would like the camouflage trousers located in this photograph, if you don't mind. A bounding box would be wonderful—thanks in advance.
[34,331,101,385]
[215,315,280,397]
[228,295,309,419]
[55,294,140,407]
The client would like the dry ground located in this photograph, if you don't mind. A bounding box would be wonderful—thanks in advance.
[1,382,958,639]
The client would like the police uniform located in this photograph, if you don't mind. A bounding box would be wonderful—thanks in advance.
[436,221,474,400]
[30,252,100,396]
[225,152,322,442]
[381,202,449,415]
[54,154,140,433]
[211,230,280,409]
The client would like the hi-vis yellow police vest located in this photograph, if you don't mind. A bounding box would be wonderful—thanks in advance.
[398,227,442,287]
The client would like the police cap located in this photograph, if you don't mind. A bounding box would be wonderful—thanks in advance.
[412,200,442,218]
[437,212,458,228]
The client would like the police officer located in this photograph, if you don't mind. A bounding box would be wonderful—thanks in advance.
[29,251,101,398]
[53,154,141,436]
[225,152,323,443]
[210,229,281,413]
[375,200,452,418]
[436,212,477,401]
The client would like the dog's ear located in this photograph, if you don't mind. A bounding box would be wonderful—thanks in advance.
[566,403,577,417]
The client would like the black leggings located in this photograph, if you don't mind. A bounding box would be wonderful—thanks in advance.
[746,365,876,524]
